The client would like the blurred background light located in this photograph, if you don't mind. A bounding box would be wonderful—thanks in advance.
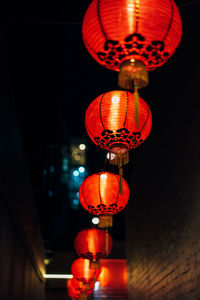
[92,217,99,225]
[73,170,79,177]
[79,144,86,150]
[78,166,85,173]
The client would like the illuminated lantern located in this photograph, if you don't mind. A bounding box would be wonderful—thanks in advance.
[67,279,80,299]
[79,172,129,228]
[71,258,101,285]
[85,90,152,191]
[82,0,182,90]
[70,277,94,300]
[74,228,113,268]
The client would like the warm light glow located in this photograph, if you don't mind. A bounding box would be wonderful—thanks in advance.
[83,259,90,280]
[123,268,128,285]
[100,174,107,180]
[44,274,73,279]
[92,217,99,225]
[100,173,107,202]
[112,95,120,104]
[79,144,86,150]
[109,93,121,130]
[130,58,135,63]
[74,155,80,161]
[99,267,109,287]
[88,229,96,254]
[44,259,51,266]
[127,2,134,12]
[127,1,134,32]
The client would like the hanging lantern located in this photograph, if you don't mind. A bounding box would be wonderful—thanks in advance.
[71,258,101,285]
[69,278,94,300]
[74,228,113,269]
[79,172,129,228]
[82,0,182,90]
[85,90,152,191]
[67,278,80,299]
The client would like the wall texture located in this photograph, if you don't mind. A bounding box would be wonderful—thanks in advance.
[126,4,200,300]
[0,196,45,300]
[127,132,200,300]
[0,111,45,300]
[0,15,46,300]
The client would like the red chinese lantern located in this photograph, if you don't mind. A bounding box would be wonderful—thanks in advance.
[85,90,152,191]
[72,277,94,296]
[71,258,101,284]
[67,278,80,299]
[74,228,113,268]
[68,278,94,300]
[79,172,129,228]
[82,0,182,90]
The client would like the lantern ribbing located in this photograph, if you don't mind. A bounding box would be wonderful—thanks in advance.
[82,0,182,72]
[79,172,130,227]
[71,258,101,283]
[74,228,113,261]
[85,90,152,152]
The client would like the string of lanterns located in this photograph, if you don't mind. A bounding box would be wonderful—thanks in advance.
[67,0,182,298]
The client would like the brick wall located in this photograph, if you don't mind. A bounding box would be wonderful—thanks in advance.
[127,107,200,299]
[126,5,200,300]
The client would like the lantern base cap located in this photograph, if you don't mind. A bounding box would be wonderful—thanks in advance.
[109,143,129,166]
[118,59,148,90]
[90,260,100,270]
[98,215,113,228]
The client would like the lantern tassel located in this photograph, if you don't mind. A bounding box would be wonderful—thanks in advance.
[119,163,123,194]
[134,84,140,129]
[118,59,149,90]
[98,215,113,228]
